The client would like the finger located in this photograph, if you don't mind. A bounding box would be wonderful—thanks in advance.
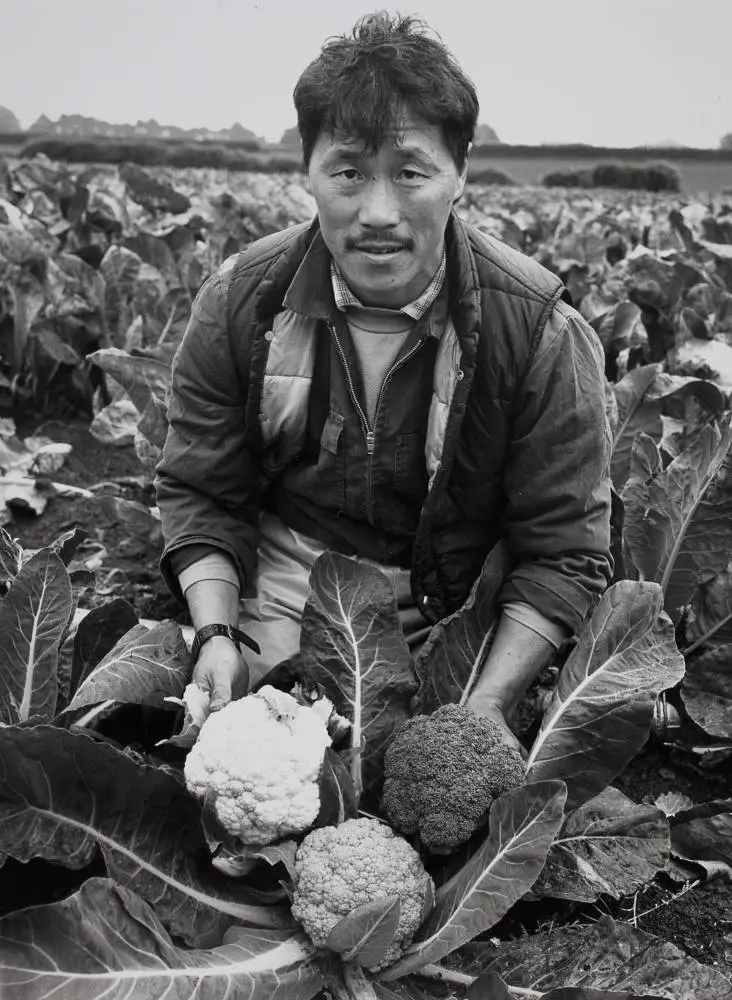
[210,677,232,713]
[192,667,212,695]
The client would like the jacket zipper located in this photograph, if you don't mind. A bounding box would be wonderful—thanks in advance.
[330,323,371,444]
[330,322,425,520]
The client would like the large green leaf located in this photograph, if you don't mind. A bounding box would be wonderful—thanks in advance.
[0,525,23,589]
[670,800,732,869]
[69,597,139,700]
[5,270,45,372]
[611,365,727,490]
[531,786,669,902]
[685,563,732,652]
[679,643,732,737]
[299,551,417,798]
[468,978,658,1000]
[378,780,566,979]
[413,541,507,713]
[590,300,646,364]
[526,581,685,810]
[470,915,732,999]
[622,415,732,624]
[0,877,324,1000]
[100,245,143,346]
[123,231,184,289]
[88,346,171,414]
[540,993,660,999]
[65,620,189,712]
[0,725,293,947]
[0,548,72,723]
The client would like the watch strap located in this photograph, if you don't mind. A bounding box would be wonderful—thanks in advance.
[191,623,261,661]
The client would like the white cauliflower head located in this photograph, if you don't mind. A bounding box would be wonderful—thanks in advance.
[291,816,434,971]
[184,685,332,845]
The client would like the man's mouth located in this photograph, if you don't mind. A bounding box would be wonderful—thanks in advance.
[355,245,405,256]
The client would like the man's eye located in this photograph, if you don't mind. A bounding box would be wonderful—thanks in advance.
[336,168,361,181]
[400,169,425,181]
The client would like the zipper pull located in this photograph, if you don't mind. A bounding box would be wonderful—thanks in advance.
[366,431,375,455]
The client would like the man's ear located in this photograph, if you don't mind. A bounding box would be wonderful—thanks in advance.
[453,143,471,203]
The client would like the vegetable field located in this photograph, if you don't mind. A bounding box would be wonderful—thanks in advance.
[2,154,732,999]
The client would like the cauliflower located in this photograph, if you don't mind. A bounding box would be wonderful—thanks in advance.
[291,817,433,971]
[381,703,526,853]
[184,685,332,845]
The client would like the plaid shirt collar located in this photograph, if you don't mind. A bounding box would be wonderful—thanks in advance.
[330,247,447,321]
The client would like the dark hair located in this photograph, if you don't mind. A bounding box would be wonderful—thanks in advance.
[293,12,479,171]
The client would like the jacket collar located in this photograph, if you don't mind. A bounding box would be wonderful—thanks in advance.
[281,227,337,320]
[273,211,482,353]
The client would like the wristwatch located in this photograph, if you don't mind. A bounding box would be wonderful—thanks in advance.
[191,624,261,661]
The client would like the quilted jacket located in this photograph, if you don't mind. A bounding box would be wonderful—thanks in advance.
[155,210,613,634]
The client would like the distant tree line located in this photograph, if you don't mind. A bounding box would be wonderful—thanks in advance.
[0,105,21,132]
[0,106,266,145]
[0,106,503,149]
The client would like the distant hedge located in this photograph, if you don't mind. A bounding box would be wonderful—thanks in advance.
[467,164,518,186]
[472,142,732,162]
[541,160,681,193]
[22,137,524,184]
[20,137,304,173]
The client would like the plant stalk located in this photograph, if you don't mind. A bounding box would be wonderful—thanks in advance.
[458,620,498,707]
[157,301,178,347]
[351,750,363,802]
[417,963,543,998]
[72,700,115,730]
[682,613,732,656]
[341,962,380,1000]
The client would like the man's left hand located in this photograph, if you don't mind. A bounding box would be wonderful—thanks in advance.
[464,691,527,760]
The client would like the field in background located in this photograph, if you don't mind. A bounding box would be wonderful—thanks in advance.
[3,133,732,194]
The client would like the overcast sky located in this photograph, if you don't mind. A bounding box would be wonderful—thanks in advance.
[4,0,731,148]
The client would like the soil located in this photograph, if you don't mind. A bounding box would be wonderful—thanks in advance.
[8,415,184,623]
[3,413,732,982]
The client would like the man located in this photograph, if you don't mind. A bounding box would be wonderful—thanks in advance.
[154,13,612,751]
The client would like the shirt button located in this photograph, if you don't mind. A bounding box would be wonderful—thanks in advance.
[455,369,464,381]
[421,595,430,607]
[264,330,274,342]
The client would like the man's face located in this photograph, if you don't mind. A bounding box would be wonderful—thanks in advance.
[308,118,468,308]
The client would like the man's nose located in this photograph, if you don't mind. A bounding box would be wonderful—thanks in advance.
[358,179,400,228]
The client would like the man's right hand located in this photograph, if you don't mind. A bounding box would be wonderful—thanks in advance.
[192,635,250,712]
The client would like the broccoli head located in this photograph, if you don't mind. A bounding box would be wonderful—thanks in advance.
[381,703,526,853]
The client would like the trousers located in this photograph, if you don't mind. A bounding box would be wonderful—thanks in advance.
[239,512,432,686]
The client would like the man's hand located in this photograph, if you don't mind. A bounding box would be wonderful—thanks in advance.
[193,635,250,712]
[464,690,526,759]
